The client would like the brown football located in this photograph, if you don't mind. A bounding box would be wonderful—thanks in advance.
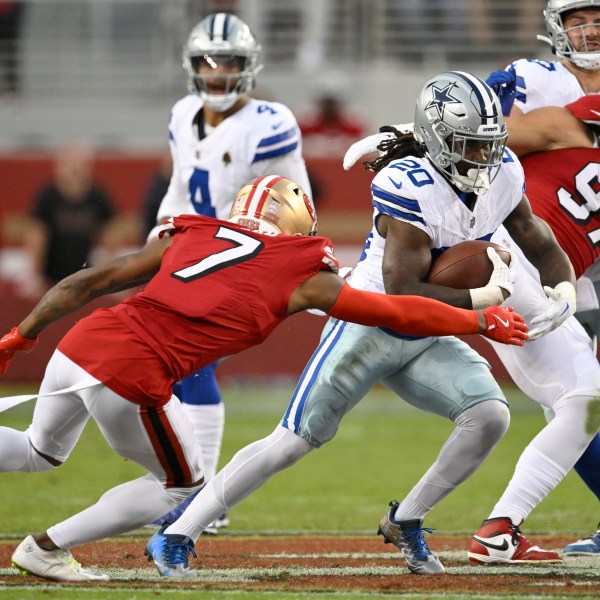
[427,240,511,289]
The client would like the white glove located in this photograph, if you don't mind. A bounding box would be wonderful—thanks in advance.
[528,281,577,340]
[342,123,414,171]
[470,247,517,309]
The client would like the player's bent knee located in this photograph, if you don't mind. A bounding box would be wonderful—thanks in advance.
[164,480,205,505]
[554,393,600,436]
[458,400,510,443]
[273,428,314,467]
[28,444,61,472]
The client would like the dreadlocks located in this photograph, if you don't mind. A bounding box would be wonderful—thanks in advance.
[364,126,426,172]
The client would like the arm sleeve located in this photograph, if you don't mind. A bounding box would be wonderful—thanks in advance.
[327,284,480,337]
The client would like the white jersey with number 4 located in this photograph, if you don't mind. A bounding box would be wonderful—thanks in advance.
[348,151,524,295]
[157,96,311,223]
[509,58,586,113]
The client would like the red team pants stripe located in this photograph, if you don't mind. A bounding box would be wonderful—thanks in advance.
[140,405,198,488]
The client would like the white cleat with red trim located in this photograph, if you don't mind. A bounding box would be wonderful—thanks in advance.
[468,517,562,565]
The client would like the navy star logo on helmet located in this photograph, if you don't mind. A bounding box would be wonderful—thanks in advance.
[425,83,461,120]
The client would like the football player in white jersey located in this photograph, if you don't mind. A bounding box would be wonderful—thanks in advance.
[486,0,600,555]
[145,72,595,576]
[151,13,312,533]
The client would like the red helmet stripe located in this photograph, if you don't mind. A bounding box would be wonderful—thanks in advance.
[254,175,284,218]
[244,175,285,219]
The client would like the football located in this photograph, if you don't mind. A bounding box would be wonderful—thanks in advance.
[427,240,511,289]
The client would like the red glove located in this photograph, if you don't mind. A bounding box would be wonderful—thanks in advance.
[481,306,528,346]
[0,327,38,375]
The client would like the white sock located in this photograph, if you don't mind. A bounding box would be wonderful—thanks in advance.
[488,393,596,524]
[489,446,567,524]
[182,403,225,481]
[166,480,226,539]
[165,426,312,540]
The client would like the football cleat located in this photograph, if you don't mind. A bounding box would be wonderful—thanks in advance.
[11,535,109,581]
[468,517,562,564]
[145,524,197,577]
[563,526,600,556]
[377,500,445,574]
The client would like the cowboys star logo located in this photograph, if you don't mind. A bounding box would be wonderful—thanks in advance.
[425,83,461,119]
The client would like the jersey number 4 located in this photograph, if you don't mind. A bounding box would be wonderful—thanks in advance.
[171,226,264,282]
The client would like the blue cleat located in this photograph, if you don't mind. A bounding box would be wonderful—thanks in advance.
[145,525,197,577]
[563,526,600,556]
[377,500,444,574]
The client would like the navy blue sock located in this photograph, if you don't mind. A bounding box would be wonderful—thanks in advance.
[574,433,600,502]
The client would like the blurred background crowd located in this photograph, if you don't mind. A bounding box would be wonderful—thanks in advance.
[0,0,551,380]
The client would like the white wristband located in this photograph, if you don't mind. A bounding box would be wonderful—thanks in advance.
[470,285,505,310]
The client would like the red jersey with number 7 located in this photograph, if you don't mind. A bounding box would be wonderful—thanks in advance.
[58,215,339,407]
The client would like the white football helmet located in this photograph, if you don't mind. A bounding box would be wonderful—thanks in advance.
[183,13,263,112]
[541,1,600,69]
[229,176,318,236]
[413,71,508,195]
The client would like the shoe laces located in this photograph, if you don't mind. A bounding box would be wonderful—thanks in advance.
[401,526,435,559]
[507,522,529,549]
[163,538,197,566]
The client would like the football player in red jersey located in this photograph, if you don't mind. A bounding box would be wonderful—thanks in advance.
[0,175,526,582]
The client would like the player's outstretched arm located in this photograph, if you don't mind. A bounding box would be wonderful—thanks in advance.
[0,237,172,374]
[291,274,528,345]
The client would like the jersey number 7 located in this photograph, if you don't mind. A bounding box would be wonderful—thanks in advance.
[172,226,264,282]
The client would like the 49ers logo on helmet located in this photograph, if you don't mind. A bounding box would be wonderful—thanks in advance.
[304,195,317,226]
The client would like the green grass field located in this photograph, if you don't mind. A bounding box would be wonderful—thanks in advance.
[1,382,598,599]
[1,382,595,535]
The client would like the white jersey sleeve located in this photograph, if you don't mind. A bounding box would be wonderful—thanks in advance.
[157,96,311,224]
[245,101,312,198]
[510,58,586,113]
